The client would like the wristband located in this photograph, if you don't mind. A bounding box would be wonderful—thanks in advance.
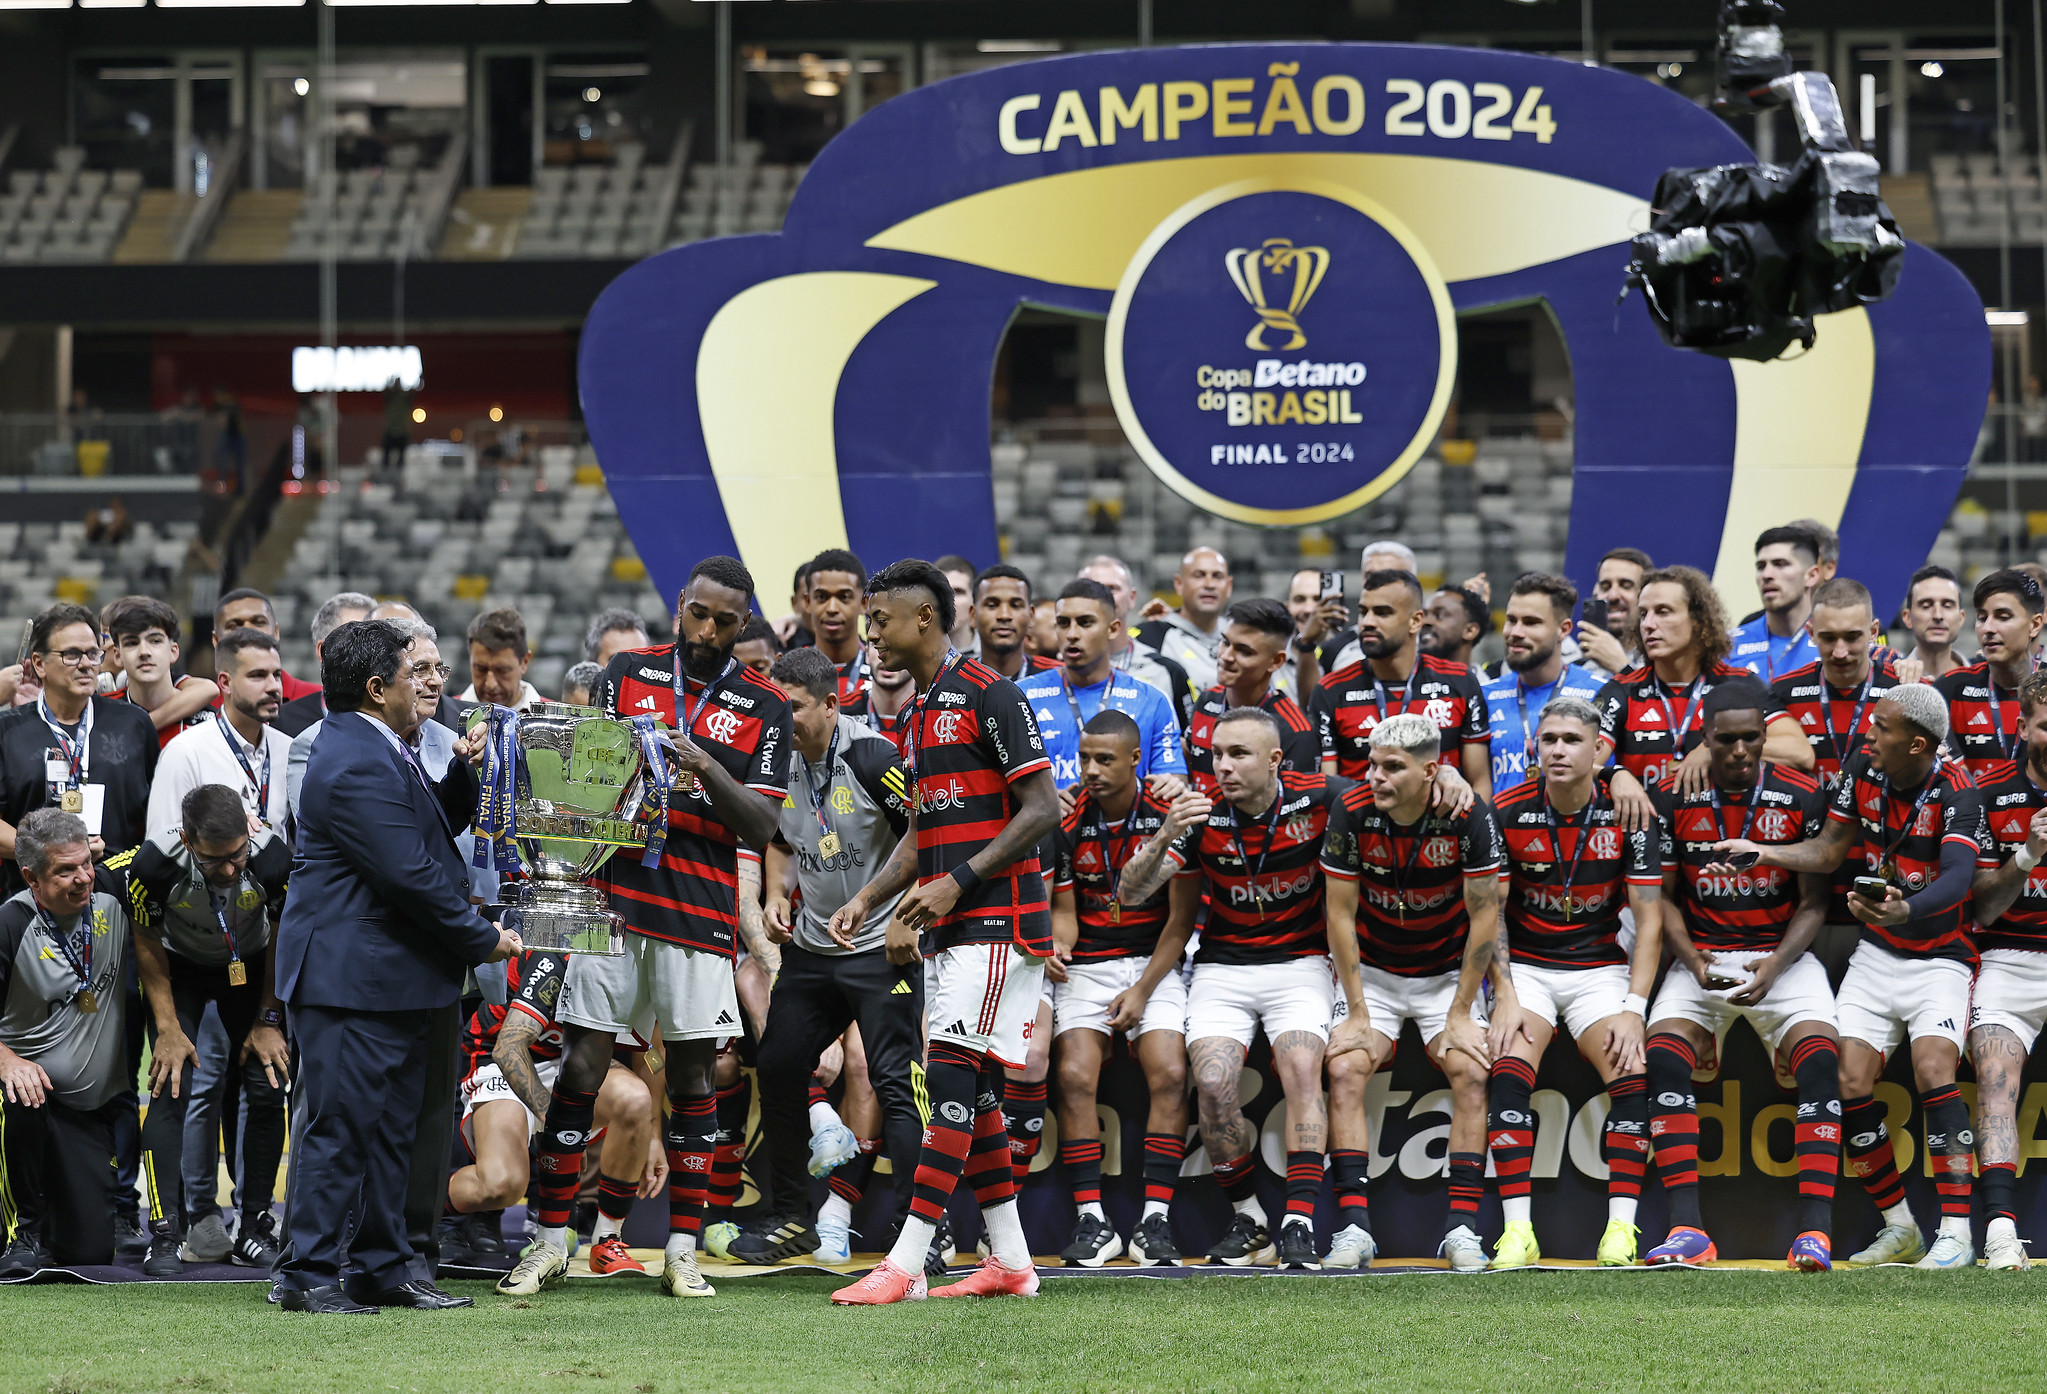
[2018,846,2041,873]
[950,863,983,894]
[1623,993,1649,1018]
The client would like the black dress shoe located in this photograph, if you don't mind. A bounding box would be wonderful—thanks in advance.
[278,1283,379,1314]
[363,1279,474,1310]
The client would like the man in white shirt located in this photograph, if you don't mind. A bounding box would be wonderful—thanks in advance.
[460,608,542,712]
[146,630,292,840]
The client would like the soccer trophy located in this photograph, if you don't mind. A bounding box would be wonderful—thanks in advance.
[470,701,666,956]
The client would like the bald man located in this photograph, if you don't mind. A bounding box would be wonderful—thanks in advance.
[1136,547,1233,691]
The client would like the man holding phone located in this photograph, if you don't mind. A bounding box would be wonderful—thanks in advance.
[1643,679,1840,1271]
[1710,683,1982,1270]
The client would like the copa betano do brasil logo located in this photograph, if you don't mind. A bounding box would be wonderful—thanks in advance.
[1107,158,1456,525]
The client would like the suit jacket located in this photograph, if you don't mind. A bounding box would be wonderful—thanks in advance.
[274,691,325,739]
[276,710,498,1012]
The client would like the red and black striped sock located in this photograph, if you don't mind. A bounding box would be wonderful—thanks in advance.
[1842,1095,1907,1213]
[1921,1084,1973,1219]
[1446,1152,1484,1225]
[596,1173,637,1223]
[1284,1151,1323,1225]
[1329,1149,1371,1230]
[1141,1133,1185,1210]
[1982,1162,2019,1225]
[1003,1077,1048,1184]
[827,1137,881,1205]
[1489,1057,1538,1202]
[1212,1152,1259,1208]
[535,1085,596,1233]
[1646,1035,1702,1229]
[707,1077,751,1216]
[664,1092,717,1239]
[966,1064,1017,1210]
[1788,1034,1840,1233]
[1604,1074,1649,1208]
[907,1046,979,1225]
[1060,1137,1105,1210]
[807,1076,829,1110]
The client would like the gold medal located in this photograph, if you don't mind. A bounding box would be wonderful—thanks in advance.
[59,788,83,814]
[1108,898,1121,923]
[818,831,842,858]
[228,960,248,987]
[76,989,98,1014]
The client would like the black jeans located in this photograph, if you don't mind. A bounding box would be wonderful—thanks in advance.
[139,955,286,1230]
[756,945,924,1226]
[3,1094,124,1265]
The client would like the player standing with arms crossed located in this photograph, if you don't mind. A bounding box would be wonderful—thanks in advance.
[827,560,1061,1305]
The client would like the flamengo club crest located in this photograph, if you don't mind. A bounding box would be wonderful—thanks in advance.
[933,709,967,743]
[1754,808,1792,841]
[702,707,743,744]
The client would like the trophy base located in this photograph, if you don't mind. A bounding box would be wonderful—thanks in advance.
[501,884,627,957]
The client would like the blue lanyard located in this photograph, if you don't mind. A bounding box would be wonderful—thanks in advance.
[674,653,736,739]
[209,890,242,965]
[1229,790,1287,916]
[1650,676,1706,751]
[1874,770,1943,874]
[35,900,91,990]
[1514,676,1560,762]
[905,648,963,781]
[1762,632,1798,684]
[36,695,90,788]
[1373,665,1421,723]
[215,714,271,821]
[1707,766,1766,843]
[1062,674,1110,736]
[1545,795,1597,918]
[1818,670,1875,774]
[801,723,842,838]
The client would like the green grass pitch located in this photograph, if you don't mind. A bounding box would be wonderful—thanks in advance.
[6,1269,2046,1394]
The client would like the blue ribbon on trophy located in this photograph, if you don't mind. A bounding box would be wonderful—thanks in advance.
[631,712,672,869]
[473,705,525,877]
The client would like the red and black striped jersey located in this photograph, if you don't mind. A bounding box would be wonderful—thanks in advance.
[1827,749,1981,962]
[1934,662,2028,781]
[1175,770,1351,965]
[841,691,914,757]
[462,950,568,1074]
[1496,780,1659,969]
[1768,660,1903,785]
[1653,763,1826,952]
[1595,662,1782,787]
[1971,758,2047,953]
[595,643,793,957]
[1319,784,1502,976]
[1052,785,1185,960]
[906,657,1054,955]
[1185,683,1320,795]
[1311,653,1488,780]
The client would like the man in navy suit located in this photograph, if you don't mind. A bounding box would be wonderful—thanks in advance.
[274,619,519,1314]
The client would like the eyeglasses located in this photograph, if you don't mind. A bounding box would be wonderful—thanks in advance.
[409,662,455,681]
[44,648,105,669]
[192,844,251,869]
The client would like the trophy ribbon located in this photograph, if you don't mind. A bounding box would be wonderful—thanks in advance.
[632,713,673,868]
[473,705,526,877]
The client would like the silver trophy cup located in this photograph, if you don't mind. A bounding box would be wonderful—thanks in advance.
[474,701,647,956]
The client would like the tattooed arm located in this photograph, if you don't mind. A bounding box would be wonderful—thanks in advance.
[1715,815,1855,876]
[736,854,781,977]
[492,1011,555,1120]
[1115,790,1213,907]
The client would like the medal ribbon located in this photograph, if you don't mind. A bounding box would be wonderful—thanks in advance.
[1097,795,1144,913]
[633,713,673,869]
[36,694,91,793]
[209,890,242,967]
[34,898,92,998]
[904,648,964,784]
[1230,791,1288,914]
[1708,765,1767,845]
[802,723,842,843]
[1515,675,1560,768]
[1649,677,1707,759]
[1818,670,1876,774]
[215,713,271,822]
[1874,770,1943,879]
[1545,797,1598,917]
[1383,813,1434,916]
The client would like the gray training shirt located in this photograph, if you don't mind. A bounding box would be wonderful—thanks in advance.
[0,883,132,1109]
[772,714,911,955]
